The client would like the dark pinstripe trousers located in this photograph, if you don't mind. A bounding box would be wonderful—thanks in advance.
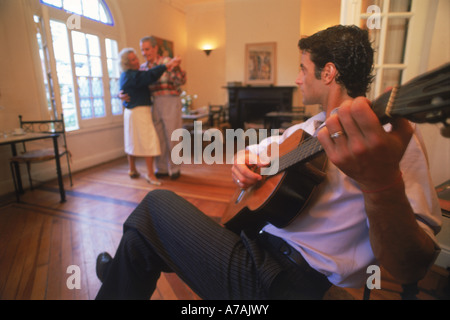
[95,190,331,300]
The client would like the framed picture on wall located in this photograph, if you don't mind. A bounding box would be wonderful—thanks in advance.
[153,36,174,58]
[245,42,276,86]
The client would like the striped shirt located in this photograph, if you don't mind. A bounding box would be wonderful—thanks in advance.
[140,56,186,97]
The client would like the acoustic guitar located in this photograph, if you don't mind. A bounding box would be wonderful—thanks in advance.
[222,62,450,234]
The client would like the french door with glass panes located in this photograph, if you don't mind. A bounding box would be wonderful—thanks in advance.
[340,0,439,100]
[33,0,122,131]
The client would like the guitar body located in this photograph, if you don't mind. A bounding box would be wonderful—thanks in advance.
[222,129,328,233]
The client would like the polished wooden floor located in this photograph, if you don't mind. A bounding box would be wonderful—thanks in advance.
[0,157,448,300]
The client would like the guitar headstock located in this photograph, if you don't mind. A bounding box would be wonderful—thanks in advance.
[372,63,450,136]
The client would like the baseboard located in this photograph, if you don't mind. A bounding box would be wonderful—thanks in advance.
[70,147,125,174]
[0,147,125,196]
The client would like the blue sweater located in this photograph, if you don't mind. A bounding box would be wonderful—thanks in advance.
[119,65,167,109]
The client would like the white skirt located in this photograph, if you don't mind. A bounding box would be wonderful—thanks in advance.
[124,106,161,157]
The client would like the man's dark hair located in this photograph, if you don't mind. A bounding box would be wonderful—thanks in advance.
[298,25,374,98]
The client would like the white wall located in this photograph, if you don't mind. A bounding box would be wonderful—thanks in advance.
[184,0,303,109]
[225,0,300,88]
[185,1,227,108]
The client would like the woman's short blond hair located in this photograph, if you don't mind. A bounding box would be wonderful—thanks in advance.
[119,48,136,72]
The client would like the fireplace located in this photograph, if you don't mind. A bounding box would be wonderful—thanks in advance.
[225,86,296,129]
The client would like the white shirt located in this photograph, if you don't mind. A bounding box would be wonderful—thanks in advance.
[249,112,442,287]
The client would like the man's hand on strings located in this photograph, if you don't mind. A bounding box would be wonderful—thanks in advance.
[231,150,270,189]
[317,97,413,192]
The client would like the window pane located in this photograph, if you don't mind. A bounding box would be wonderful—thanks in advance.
[90,56,102,77]
[50,20,78,130]
[35,20,54,114]
[107,59,118,78]
[92,77,103,97]
[80,98,92,119]
[106,38,121,115]
[72,31,104,119]
[82,0,100,21]
[64,109,78,129]
[367,28,380,65]
[384,18,409,64]
[77,76,90,97]
[72,31,87,54]
[110,78,119,96]
[110,78,122,114]
[381,69,402,90]
[63,0,82,15]
[94,98,105,117]
[111,97,122,115]
[42,0,62,8]
[99,6,108,24]
[74,54,89,76]
[87,34,100,56]
[98,0,113,24]
[60,82,75,106]
[361,0,382,12]
[51,24,71,61]
[105,38,118,59]
[43,0,113,25]
[106,39,120,78]
[389,0,411,12]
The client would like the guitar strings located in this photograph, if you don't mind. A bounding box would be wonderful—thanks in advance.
[276,136,323,174]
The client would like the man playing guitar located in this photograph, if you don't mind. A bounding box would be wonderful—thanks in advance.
[95,25,442,300]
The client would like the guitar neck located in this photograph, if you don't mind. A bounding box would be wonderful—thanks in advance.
[277,135,324,174]
[273,86,412,176]
[372,62,450,125]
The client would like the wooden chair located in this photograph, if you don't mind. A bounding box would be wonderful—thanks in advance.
[10,114,73,200]
[208,104,231,132]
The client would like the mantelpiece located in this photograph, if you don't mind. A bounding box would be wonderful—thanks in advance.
[225,86,296,129]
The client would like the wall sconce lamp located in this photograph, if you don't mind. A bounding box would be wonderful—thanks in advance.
[202,45,213,56]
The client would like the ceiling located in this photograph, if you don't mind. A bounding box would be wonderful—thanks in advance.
[157,0,225,14]
[182,0,219,5]
[166,0,220,11]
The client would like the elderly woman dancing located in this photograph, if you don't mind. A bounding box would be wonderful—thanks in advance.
[119,48,180,185]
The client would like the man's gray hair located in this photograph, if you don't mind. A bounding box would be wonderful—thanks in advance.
[140,36,158,47]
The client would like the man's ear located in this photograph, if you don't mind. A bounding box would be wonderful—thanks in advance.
[321,62,338,84]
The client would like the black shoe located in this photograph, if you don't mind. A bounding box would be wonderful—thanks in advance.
[170,172,181,180]
[96,252,112,283]
[155,172,169,178]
